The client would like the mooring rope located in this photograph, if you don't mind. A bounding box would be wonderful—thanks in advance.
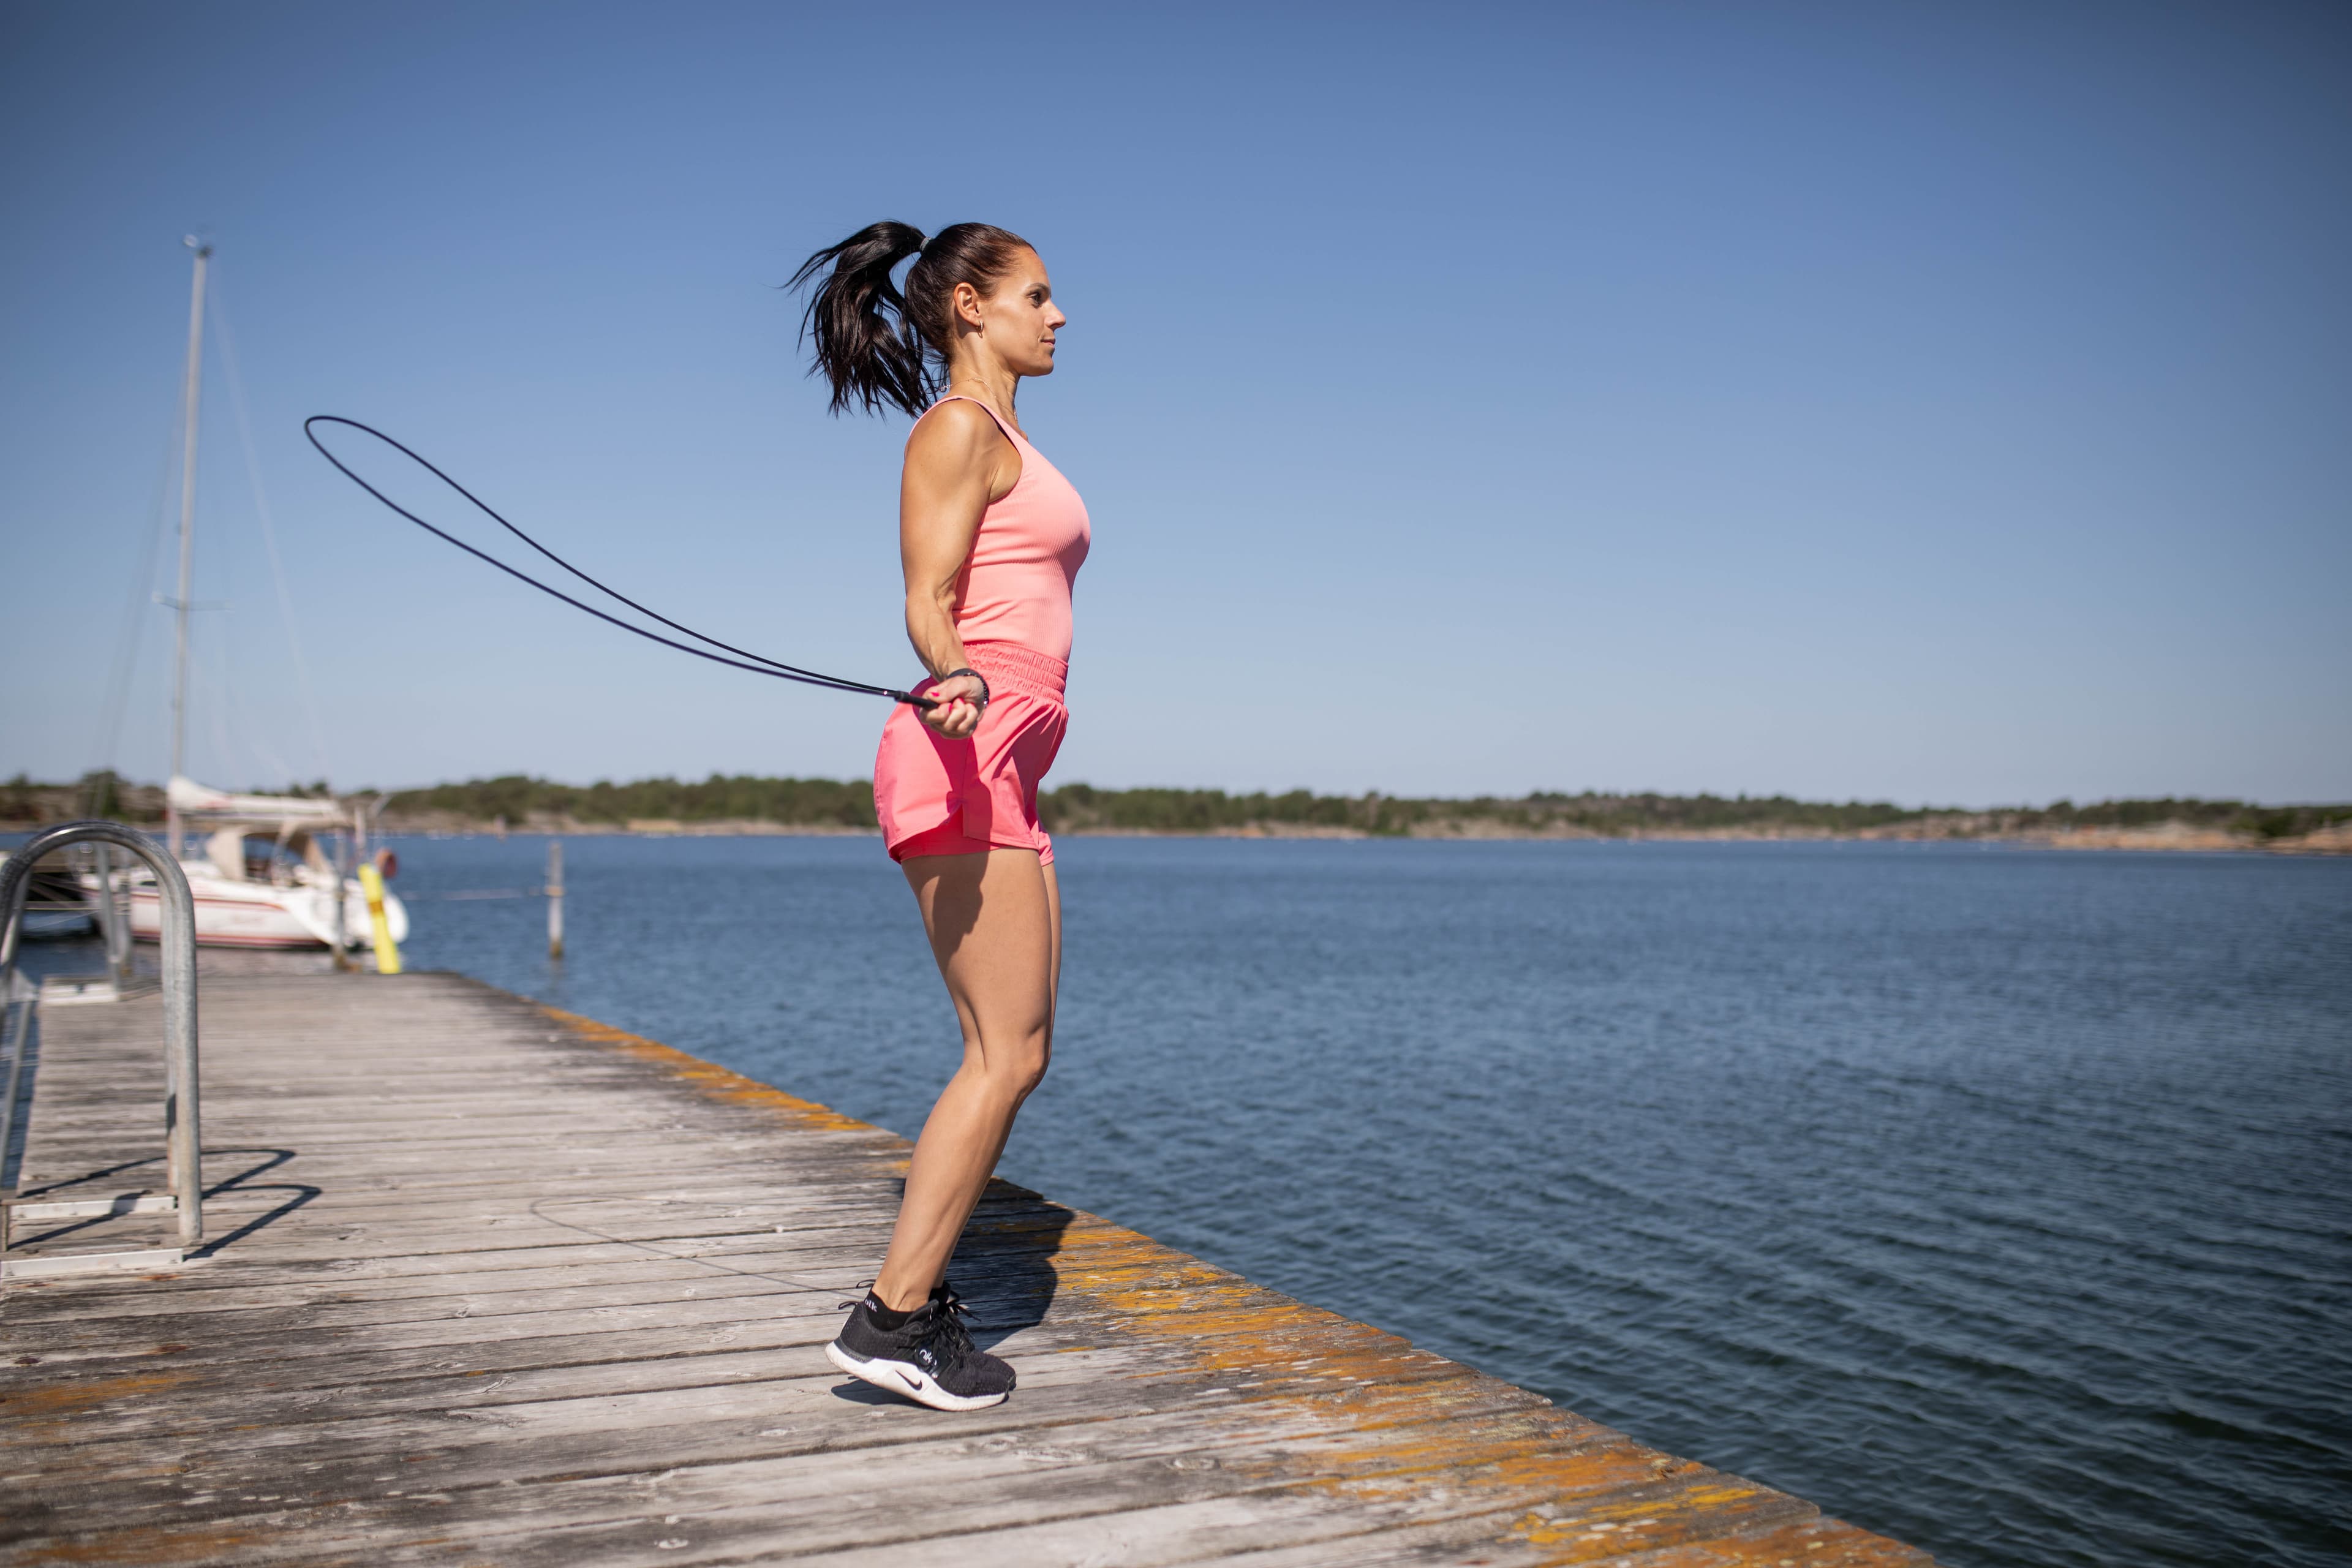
[303,415,935,709]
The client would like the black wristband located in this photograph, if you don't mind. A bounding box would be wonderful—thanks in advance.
[942,668,990,708]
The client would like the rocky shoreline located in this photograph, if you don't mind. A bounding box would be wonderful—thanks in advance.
[358,813,2352,854]
[10,776,2346,854]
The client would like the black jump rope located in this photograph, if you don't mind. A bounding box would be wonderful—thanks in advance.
[307,417,994,1306]
[303,415,944,711]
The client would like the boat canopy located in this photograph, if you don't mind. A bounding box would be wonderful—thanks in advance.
[168,775,375,881]
[167,775,356,827]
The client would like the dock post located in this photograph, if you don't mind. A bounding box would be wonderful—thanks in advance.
[331,833,353,971]
[90,842,133,989]
[358,861,401,975]
[546,840,564,960]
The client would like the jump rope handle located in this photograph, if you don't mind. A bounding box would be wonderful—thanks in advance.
[892,670,988,715]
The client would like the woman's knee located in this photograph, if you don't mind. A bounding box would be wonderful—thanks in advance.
[981,1030,1050,1098]
[1020,1041,1052,1097]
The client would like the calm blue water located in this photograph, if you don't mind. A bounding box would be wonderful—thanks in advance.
[21,834,2352,1564]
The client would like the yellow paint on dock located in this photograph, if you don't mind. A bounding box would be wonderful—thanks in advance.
[0,971,1935,1566]
[537,1005,879,1136]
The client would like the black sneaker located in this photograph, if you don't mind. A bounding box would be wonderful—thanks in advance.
[826,1286,1016,1411]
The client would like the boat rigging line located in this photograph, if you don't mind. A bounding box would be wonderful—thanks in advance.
[303,415,937,710]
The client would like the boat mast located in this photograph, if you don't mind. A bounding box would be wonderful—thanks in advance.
[164,237,211,857]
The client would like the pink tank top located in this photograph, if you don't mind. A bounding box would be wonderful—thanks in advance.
[914,396,1090,663]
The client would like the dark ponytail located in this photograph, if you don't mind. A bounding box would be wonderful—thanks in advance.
[790,221,1035,418]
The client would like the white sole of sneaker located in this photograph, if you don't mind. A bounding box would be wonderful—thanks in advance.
[824,1340,1009,1411]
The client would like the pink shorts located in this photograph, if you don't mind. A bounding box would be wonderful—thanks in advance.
[875,641,1068,865]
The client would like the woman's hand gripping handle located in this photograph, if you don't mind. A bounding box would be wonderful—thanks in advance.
[917,668,990,738]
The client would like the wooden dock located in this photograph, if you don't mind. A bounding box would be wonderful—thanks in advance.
[2,971,1934,1566]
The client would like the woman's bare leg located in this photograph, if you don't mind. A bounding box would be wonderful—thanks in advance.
[872,848,1059,1311]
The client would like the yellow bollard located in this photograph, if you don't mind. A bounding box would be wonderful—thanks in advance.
[357,862,402,974]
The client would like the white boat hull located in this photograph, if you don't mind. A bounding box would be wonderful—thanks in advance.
[120,872,409,950]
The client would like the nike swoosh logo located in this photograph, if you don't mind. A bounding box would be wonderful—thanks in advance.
[895,1369,922,1390]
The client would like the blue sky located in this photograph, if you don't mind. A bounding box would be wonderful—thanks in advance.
[3,1,2346,806]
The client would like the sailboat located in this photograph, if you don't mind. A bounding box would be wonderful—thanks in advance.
[107,778,407,950]
[99,240,410,951]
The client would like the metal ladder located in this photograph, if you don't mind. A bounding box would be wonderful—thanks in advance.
[0,820,203,1277]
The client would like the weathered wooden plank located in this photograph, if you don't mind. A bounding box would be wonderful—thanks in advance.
[7,1360,1546,1540]
[0,1218,1256,1343]
[1,973,1931,1567]
[11,1412,1792,1567]
[8,1338,1453,1460]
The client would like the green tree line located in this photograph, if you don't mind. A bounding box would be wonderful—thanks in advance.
[383,774,879,827]
[372,774,2351,840]
[7,771,2346,842]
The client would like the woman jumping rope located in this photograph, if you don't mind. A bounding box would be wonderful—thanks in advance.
[796,222,1087,1411]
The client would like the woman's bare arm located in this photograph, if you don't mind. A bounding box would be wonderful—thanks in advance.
[900,400,1020,737]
